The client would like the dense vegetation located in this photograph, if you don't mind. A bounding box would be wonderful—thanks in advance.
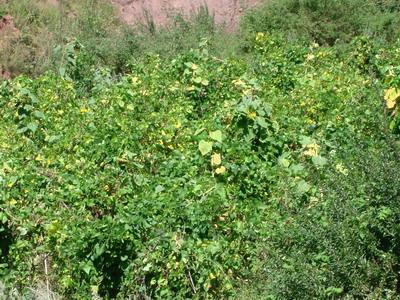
[1,0,400,299]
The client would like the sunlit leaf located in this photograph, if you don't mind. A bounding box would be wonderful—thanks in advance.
[296,180,311,194]
[199,140,213,156]
[215,166,226,175]
[211,153,221,166]
[27,123,38,132]
[209,130,223,143]
[312,155,328,167]
[384,88,400,109]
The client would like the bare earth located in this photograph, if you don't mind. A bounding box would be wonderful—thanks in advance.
[111,0,259,28]
[0,15,20,79]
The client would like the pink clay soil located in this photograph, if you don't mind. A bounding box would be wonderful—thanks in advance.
[112,0,259,28]
[0,15,20,79]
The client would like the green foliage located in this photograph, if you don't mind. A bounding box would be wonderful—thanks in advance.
[2,0,400,298]
[1,32,400,299]
[241,0,400,46]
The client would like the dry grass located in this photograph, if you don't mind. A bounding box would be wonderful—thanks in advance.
[0,282,60,300]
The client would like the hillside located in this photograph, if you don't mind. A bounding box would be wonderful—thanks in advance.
[112,0,259,28]
[1,0,400,299]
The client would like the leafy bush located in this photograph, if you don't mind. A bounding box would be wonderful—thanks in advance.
[2,0,400,298]
[1,31,400,299]
[241,0,400,46]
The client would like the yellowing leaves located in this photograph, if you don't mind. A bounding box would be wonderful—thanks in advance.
[232,79,246,87]
[335,163,349,176]
[186,85,196,92]
[384,88,400,109]
[255,32,265,42]
[211,153,221,166]
[215,166,226,175]
[303,142,320,157]
[174,121,182,129]
[247,111,257,120]
[7,199,17,206]
[131,76,140,85]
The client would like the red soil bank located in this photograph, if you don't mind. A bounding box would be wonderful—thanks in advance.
[0,15,20,79]
[111,0,259,28]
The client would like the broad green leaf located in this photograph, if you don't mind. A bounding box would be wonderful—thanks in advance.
[82,265,91,275]
[296,180,311,194]
[33,111,45,119]
[312,155,328,167]
[325,287,343,296]
[17,127,28,134]
[201,79,209,86]
[290,164,305,175]
[155,185,164,193]
[46,135,60,143]
[199,140,213,156]
[299,135,314,147]
[278,157,290,168]
[193,77,202,84]
[143,263,152,272]
[27,123,38,133]
[256,116,269,128]
[209,130,223,143]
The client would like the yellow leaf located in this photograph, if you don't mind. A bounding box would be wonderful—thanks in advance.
[335,163,349,176]
[131,76,139,84]
[174,121,181,129]
[186,85,196,91]
[256,32,265,42]
[303,142,320,157]
[211,153,221,166]
[247,111,257,120]
[215,166,226,175]
[384,88,400,109]
[304,148,317,157]
[232,79,246,86]
[8,199,17,206]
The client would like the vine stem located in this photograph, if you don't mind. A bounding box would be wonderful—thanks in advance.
[44,254,51,300]
[186,267,197,294]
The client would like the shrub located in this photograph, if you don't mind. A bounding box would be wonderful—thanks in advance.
[241,0,400,46]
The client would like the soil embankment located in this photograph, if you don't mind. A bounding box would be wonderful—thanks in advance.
[0,15,20,79]
[112,0,259,28]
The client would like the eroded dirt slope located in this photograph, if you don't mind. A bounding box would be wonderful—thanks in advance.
[0,15,20,79]
[112,0,259,28]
